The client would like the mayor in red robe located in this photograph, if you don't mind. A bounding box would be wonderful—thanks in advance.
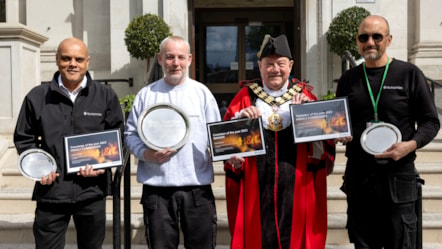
[223,34,335,249]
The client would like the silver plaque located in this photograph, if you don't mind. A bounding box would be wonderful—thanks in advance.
[18,148,57,181]
[137,103,191,151]
[360,122,402,155]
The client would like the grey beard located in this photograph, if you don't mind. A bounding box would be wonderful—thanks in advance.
[363,53,381,61]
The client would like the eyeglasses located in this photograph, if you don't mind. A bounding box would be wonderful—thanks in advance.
[357,33,388,43]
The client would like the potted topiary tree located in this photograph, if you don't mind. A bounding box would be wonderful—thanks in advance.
[124,13,172,83]
[322,6,370,100]
[326,6,371,60]
[122,14,172,113]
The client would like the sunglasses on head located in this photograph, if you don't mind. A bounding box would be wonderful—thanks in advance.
[357,33,388,43]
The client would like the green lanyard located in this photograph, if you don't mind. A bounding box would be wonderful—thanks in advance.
[363,57,390,122]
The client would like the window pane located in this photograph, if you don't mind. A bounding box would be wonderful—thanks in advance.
[0,0,5,22]
[245,25,280,80]
[205,26,238,83]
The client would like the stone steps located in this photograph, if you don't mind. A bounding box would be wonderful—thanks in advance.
[0,184,441,246]
[328,162,442,186]
[0,211,441,246]
[3,157,442,190]
[2,166,441,215]
[1,184,441,215]
[0,131,441,247]
[0,212,231,245]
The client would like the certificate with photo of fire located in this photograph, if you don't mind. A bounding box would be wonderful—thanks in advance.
[290,97,351,143]
[207,118,266,161]
[64,129,123,173]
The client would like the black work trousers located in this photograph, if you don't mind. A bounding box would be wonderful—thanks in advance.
[33,197,106,249]
[343,159,418,249]
[141,184,217,249]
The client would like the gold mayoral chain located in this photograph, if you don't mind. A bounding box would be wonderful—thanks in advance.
[248,82,303,132]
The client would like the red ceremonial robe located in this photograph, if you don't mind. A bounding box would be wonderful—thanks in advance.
[223,80,335,249]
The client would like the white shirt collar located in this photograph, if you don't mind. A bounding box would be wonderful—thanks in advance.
[57,74,88,102]
[262,80,289,97]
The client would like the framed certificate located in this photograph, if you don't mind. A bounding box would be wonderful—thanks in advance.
[64,129,123,173]
[207,118,266,161]
[290,97,351,143]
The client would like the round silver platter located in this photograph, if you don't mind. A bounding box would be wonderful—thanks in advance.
[137,103,191,151]
[18,148,57,181]
[360,122,402,155]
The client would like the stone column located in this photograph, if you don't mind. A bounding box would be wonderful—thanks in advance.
[108,0,145,96]
[0,23,47,135]
[5,0,19,23]
[409,0,442,80]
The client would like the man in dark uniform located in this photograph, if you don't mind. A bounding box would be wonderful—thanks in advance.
[336,15,440,249]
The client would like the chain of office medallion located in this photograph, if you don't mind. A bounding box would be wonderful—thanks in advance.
[248,83,302,106]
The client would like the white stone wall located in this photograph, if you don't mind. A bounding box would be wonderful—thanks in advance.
[4,0,441,99]
[25,0,147,97]
[0,24,47,134]
[409,0,442,80]
[304,0,423,97]
[26,0,81,81]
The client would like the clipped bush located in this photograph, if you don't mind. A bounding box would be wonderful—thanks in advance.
[320,90,336,100]
[326,6,370,59]
[124,14,172,60]
[119,94,135,113]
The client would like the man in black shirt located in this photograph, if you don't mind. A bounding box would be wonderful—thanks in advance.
[336,15,440,249]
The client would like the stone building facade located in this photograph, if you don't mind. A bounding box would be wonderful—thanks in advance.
[1,0,441,139]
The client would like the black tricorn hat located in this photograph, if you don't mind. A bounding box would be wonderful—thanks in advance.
[257,34,292,60]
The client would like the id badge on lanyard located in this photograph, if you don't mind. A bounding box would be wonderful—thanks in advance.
[366,120,384,128]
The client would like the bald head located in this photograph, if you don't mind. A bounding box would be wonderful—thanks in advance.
[56,38,90,91]
[357,15,392,67]
[359,15,390,35]
[57,38,89,56]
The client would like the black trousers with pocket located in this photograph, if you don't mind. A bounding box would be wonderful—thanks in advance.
[34,197,106,249]
[343,158,418,249]
[141,184,217,249]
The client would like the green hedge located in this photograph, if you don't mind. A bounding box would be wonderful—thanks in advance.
[124,14,172,60]
[326,6,370,59]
